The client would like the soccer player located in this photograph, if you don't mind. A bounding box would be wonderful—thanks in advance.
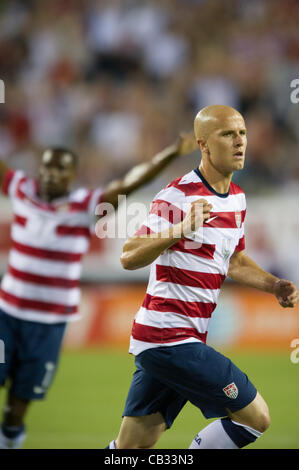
[0,134,196,449]
[108,105,299,449]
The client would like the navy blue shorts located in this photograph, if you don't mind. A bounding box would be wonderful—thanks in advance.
[123,342,257,428]
[0,309,67,400]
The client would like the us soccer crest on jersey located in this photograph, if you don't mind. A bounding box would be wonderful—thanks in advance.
[223,382,239,399]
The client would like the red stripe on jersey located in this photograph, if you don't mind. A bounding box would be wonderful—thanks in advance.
[135,225,154,236]
[2,169,15,196]
[150,199,185,224]
[13,214,27,227]
[8,265,79,288]
[142,293,216,318]
[165,176,183,188]
[0,289,77,315]
[168,181,213,197]
[229,182,244,195]
[234,235,245,253]
[169,238,215,259]
[156,264,225,289]
[12,240,83,262]
[132,321,207,344]
[167,177,244,198]
[69,191,92,212]
[203,210,246,228]
[56,225,91,238]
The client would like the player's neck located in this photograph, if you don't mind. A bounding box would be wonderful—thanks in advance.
[198,163,232,195]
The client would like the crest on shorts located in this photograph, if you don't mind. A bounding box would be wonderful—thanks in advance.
[223,382,238,399]
[235,211,242,228]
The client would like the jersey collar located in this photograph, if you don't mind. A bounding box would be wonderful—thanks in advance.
[194,168,230,198]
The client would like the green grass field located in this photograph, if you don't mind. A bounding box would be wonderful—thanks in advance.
[1,347,298,449]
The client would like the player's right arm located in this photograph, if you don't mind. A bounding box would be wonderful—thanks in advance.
[0,160,9,191]
[120,199,212,270]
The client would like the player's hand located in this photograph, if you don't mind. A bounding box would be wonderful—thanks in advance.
[181,199,212,236]
[176,132,198,156]
[273,279,299,308]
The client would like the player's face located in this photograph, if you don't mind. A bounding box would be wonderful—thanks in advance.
[205,115,247,175]
[38,150,76,199]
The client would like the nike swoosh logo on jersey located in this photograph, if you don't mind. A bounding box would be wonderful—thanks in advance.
[205,216,218,223]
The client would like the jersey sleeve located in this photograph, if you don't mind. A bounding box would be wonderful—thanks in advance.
[234,195,246,253]
[234,227,245,253]
[134,186,186,236]
[1,169,26,198]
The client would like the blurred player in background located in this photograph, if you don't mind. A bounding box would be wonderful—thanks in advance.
[108,105,299,449]
[0,133,197,449]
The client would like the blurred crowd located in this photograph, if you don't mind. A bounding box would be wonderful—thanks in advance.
[0,0,298,193]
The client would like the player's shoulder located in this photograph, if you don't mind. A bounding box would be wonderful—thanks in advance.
[150,171,191,206]
[69,187,91,202]
[4,169,32,198]
[68,186,103,213]
[229,180,246,197]
[165,169,197,190]
[154,170,197,200]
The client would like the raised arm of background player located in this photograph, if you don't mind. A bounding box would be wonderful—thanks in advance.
[120,198,299,310]
[0,133,197,204]
[100,133,198,208]
[0,160,9,188]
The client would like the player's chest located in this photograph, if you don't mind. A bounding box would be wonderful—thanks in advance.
[12,197,90,237]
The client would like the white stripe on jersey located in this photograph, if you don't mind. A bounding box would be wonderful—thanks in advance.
[135,306,210,332]
[184,193,246,211]
[8,171,25,199]
[12,198,91,226]
[129,336,201,355]
[8,250,82,279]
[0,298,81,324]
[161,250,225,275]
[147,277,221,304]
[11,224,90,253]
[2,274,81,305]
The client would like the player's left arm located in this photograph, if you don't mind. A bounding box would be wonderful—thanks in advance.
[100,133,197,208]
[0,159,10,191]
[228,250,299,308]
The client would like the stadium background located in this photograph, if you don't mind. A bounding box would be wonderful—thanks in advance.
[0,0,298,449]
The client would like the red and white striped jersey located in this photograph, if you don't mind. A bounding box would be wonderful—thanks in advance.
[129,168,246,355]
[0,169,103,323]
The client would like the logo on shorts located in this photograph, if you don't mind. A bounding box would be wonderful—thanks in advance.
[223,382,238,399]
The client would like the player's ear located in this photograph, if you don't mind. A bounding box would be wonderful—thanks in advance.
[197,139,209,155]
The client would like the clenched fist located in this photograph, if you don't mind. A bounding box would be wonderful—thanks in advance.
[273,279,299,308]
[181,199,212,236]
